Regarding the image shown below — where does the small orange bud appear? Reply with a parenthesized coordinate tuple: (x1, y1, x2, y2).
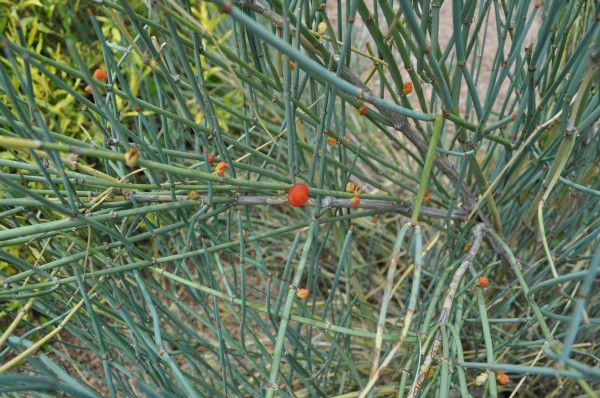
(296, 288, 309, 299)
(327, 137, 337, 147)
(346, 181, 356, 193)
(208, 154, 215, 165)
(92, 68, 108, 82)
(272, 116, 280, 124)
(350, 195, 360, 207)
(288, 183, 310, 207)
(465, 242, 473, 251)
(84, 85, 92, 93)
(422, 189, 432, 204)
(216, 161, 229, 176)
(358, 105, 368, 116)
(496, 371, 509, 385)
(403, 81, 413, 95)
(289, 61, 295, 71)
(124, 147, 139, 167)
(478, 276, 489, 288)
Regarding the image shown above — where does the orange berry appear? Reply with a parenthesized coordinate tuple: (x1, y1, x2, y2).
(350, 195, 360, 207)
(208, 154, 215, 165)
(92, 68, 108, 82)
(289, 61, 295, 71)
(465, 242, 473, 251)
(296, 288, 309, 299)
(422, 189, 432, 204)
(403, 81, 413, 95)
(84, 85, 92, 93)
(358, 105, 368, 116)
(496, 372, 509, 385)
(288, 183, 309, 207)
(216, 161, 229, 176)
(478, 276, 489, 288)
(272, 116, 280, 124)
(327, 137, 337, 147)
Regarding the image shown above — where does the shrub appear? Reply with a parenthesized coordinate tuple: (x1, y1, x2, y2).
(1, 0, 598, 397)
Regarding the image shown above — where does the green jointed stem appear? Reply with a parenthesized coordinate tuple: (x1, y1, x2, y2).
(411, 114, 444, 221)
(265, 222, 315, 396)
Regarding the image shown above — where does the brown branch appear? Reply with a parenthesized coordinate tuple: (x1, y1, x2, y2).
(110, 193, 468, 220)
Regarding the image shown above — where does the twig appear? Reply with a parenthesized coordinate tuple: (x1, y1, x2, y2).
(102, 193, 469, 219)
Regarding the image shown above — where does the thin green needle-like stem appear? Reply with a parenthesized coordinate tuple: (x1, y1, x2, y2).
(411, 114, 444, 221)
(408, 223, 485, 397)
(369, 223, 410, 380)
(360, 223, 420, 397)
(265, 222, 315, 396)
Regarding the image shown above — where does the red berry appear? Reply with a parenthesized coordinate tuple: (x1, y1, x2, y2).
(496, 371, 509, 385)
(208, 154, 215, 165)
(216, 161, 229, 176)
(288, 183, 309, 207)
(92, 68, 108, 82)
(478, 276, 489, 288)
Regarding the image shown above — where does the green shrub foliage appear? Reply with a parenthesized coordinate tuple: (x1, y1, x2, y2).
(0, 0, 598, 396)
